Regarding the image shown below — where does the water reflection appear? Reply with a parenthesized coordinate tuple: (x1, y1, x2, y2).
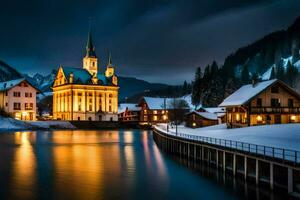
(0, 129, 278, 199)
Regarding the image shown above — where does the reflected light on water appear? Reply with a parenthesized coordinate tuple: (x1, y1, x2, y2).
(11, 132, 36, 199)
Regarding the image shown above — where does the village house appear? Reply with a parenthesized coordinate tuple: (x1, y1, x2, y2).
(118, 103, 141, 122)
(219, 79, 300, 128)
(0, 78, 39, 120)
(138, 97, 190, 125)
(185, 107, 225, 128)
(52, 29, 119, 121)
(185, 111, 218, 128)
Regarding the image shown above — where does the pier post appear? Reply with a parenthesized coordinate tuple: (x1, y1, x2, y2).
(194, 145, 196, 160)
(216, 150, 219, 168)
(233, 154, 236, 176)
(288, 168, 293, 193)
(270, 163, 274, 190)
(223, 151, 226, 172)
(202, 146, 204, 161)
(255, 159, 259, 185)
(244, 156, 247, 180)
(188, 143, 190, 158)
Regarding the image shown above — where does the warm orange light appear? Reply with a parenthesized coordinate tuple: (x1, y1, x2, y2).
(291, 115, 296, 121)
(235, 114, 240, 121)
(256, 115, 262, 122)
(162, 115, 167, 120)
(153, 116, 157, 121)
(192, 122, 196, 127)
(153, 110, 157, 114)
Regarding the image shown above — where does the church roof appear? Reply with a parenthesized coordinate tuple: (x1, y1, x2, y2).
(62, 67, 92, 84)
(60, 66, 115, 86)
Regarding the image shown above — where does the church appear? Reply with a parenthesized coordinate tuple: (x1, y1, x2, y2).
(52, 30, 119, 121)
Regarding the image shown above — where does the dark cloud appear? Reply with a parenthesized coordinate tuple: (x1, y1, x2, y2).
(0, 0, 300, 84)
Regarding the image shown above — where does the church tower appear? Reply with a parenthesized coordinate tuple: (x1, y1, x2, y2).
(105, 52, 115, 77)
(83, 28, 98, 75)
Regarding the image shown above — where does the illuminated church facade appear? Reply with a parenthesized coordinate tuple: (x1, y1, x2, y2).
(52, 30, 119, 121)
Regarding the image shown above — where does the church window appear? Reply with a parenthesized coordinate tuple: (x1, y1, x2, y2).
(109, 106, 112, 112)
(89, 105, 92, 111)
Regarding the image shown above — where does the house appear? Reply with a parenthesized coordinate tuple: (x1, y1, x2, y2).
(201, 107, 226, 123)
(118, 103, 141, 122)
(138, 97, 190, 124)
(219, 79, 300, 128)
(0, 78, 39, 120)
(52, 29, 119, 121)
(185, 111, 218, 128)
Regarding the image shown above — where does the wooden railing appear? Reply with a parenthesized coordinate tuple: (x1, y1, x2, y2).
(250, 107, 300, 114)
(155, 126, 300, 166)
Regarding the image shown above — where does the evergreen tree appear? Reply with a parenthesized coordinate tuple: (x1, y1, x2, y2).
(241, 64, 250, 84)
(292, 39, 300, 64)
(182, 80, 188, 96)
(191, 67, 202, 108)
(224, 78, 239, 98)
(276, 62, 285, 81)
(270, 66, 276, 80)
(286, 61, 298, 87)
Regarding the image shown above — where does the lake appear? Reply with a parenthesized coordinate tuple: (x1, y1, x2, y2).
(0, 130, 289, 199)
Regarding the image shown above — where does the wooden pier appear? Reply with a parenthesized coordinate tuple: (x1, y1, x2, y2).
(153, 127, 300, 196)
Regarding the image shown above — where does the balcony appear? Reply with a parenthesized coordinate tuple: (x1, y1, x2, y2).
(250, 107, 300, 114)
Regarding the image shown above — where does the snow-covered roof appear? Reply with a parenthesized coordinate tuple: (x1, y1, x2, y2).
(118, 103, 141, 114)
(203, 107, 225, 114)
(0, 78, 26, 91)
(219, 79, 277, 107)
(141, 97, 190, 110)
(187, 111, 218, 120)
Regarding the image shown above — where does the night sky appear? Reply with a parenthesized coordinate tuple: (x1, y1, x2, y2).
(1, 0, 300, 84)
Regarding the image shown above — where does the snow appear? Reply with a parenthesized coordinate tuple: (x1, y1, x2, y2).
(219, 79, 277, 107)
(0, 116, 75, 131)
(282, 56, 293, 68)
(155, 123, 300, 162)
(187, 111, 218, 120)
(203, 107, 225, 114)
(181, 94, 201, 110)
(0, 78, 25, 91)
(261, 66, 273, 80)
(143, 97, 190, 110)
(118, 103, 141, 114)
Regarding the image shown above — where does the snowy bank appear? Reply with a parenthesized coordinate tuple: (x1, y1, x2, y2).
(0, 116, 76, 131)
(155, 123, 300, 163)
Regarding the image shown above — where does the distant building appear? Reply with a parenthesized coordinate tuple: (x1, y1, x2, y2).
(200, 107, 226, 123)
(185, 111, 218, 128)
(138, 97, 190, 124)
(52, 29, 119, 121)
(219, 79, 300, 128)
(118, 103, 141, 122)
(0, 78, 39, 120)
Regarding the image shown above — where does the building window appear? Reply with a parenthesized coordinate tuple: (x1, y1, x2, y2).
(288, 99, 294, 108)
(89, 105, 92, 111)
(25, 93, 32, 98)
(78, 93, 82, 96)
(25, 103, 33, 110)
(271, 86, 279, 93)
(13, 103, 21, 110)
(256, 98, 262, 107)
(78, 104, 81, 111)
(109, 99, 112, 104)
(109, 94, 113, 98)
(13, 92, 21, 97)
(109, 106, 112, 112)
(5, 102, 8, 107)
(153, 110, 157, 114)
(153, 115, 158, 121)
(89, 98, 92, 103)
(271, 98, 280, 107)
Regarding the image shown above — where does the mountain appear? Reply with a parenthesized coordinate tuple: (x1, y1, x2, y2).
(192, 16, 300, 107)
(24, 71, 169, 101)
(0, 60, 23, 81)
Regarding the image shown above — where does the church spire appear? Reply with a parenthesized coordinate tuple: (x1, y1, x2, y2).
(107, 52, 112, 67)
(85, 24, 97, 58)
(83, 21, 98, 76)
